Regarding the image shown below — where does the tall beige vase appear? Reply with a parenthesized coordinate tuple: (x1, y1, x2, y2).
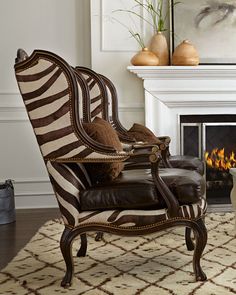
(149, 31, 169, 66)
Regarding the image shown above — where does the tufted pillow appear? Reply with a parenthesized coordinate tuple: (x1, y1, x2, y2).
(83, 117, 124, 184)
(127, 123, 158, 143)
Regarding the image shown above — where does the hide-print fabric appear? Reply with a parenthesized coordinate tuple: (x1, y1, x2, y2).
(75, 69, 107, 120)
(15, 57, 126, 162)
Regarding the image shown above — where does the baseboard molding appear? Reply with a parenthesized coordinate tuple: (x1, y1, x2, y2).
(15, 194, 58, 209)
(207, 203, 233, 212)
(11, 177, 57, 209)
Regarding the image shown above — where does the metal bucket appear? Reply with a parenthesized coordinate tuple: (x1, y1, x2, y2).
(0, 180, 15, 224)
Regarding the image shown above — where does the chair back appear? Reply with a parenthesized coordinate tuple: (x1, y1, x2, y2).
(75, 67, 109, 122)
(75, 67, 135, 142)
(15, 49, 89, 160)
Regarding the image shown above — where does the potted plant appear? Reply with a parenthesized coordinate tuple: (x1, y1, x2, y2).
(111, 16, 159, 66)
(115, 0, 180, 65)
(129, 30, 159, 66)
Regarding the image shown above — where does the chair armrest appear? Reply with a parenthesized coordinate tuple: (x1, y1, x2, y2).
(131, 139, 172, 168)
(49, 151, 130, 163)
(150, 158, 180, 218)
(50, 145, 161, 164)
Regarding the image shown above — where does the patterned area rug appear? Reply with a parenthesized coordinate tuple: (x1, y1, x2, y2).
(0, 213, 235, 295)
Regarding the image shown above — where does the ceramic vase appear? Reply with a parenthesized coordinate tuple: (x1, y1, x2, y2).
(130, 47, 159, 66)
(230, 168, 236, 232)
(172, 40, 199, 66)
(149, 31, 169, 66)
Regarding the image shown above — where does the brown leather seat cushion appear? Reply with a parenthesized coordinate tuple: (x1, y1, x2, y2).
(167, 155, 204, 175)
(80, 168, 205, 211)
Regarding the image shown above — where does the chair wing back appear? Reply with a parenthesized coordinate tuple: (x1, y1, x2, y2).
(99, 74, 129, 135)
(15, 50, 92, 161)
(75, 67, 109, 122)
(75, 67, 134, 142)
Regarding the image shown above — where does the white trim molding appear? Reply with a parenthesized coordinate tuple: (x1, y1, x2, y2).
(127, 65, 236, 80)
(128, 65, 236, 155)
(0, 91, 28, 122)
(119, 103, 144, 112)
(0, 106, 28, 122)
(9, 177, 57, 209)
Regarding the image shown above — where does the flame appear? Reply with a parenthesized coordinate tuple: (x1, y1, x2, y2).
(205, 148, 236, 171)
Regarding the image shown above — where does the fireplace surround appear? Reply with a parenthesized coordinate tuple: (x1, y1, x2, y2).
(128, 65, 236, 210)
(180, 114, 236, 205)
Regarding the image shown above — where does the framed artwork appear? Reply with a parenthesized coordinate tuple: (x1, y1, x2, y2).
(171, 0, 236, 64)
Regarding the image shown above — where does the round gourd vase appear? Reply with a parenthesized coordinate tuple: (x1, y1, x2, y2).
(149, 31, 169, 66)
(172, 40, 199, 66)
(130, 48, 159, 66)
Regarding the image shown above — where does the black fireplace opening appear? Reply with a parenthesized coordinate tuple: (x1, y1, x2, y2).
(181, 115, 236, 205)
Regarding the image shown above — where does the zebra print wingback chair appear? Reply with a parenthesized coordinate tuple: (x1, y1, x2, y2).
(15, 49, 207, 287)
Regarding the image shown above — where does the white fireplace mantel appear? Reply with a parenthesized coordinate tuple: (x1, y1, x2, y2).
(128, 65, 236, 155)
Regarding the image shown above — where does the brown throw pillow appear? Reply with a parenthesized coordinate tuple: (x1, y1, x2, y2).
(83, 117, 124, 184)
(127, 123, 158, 143)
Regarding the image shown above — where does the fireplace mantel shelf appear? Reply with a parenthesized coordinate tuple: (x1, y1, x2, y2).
(127, 65, 236, 79)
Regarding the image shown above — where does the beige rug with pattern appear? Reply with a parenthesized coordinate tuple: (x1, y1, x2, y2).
(0, 213, 235, 295)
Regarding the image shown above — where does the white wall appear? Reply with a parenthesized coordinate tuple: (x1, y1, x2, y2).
(90, 0, 146, 129)
(0, 0, 91, 208)
(90, 0, 170, 129)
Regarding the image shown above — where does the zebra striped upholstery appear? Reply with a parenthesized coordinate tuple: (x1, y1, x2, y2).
(14, 50, 129, 227)
(74, 67, 109, 122)
(15, 49, 207, 287)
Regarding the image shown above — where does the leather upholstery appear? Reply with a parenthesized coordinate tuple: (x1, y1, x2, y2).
(80, 168, 205, 211)
(168, 155, 204, 175)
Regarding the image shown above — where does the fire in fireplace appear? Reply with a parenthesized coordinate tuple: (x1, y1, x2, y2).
(205, 148, 236, 203)
(205, 148, 236, 171)
(180, 115, 236, 205)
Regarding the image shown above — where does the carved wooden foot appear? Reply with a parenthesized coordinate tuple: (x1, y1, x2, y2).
(185, 228, 194, 251)
(192, 218, 207, 281)
(60, 227, 74, 288)
(77, 234, 87, 257)
(95, 232, 103, 241)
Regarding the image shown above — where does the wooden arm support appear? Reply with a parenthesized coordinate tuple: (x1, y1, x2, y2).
(149, 152, 180, 218)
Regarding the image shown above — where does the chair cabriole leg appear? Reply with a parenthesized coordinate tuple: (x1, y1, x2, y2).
(185, 228, 194, 251)
(192, 218, 207, 281)
(77, 233, 87, 257)
(60, 227, 75, 288)
(95, 232, 104, 241)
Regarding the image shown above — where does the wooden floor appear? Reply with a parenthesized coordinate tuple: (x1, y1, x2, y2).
(0, 208, 60, 270)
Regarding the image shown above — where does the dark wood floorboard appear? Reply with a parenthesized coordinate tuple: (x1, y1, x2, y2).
(0, 208, 60, 270)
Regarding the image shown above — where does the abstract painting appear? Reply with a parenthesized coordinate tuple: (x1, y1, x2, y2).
(171, 0, 236, 64)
